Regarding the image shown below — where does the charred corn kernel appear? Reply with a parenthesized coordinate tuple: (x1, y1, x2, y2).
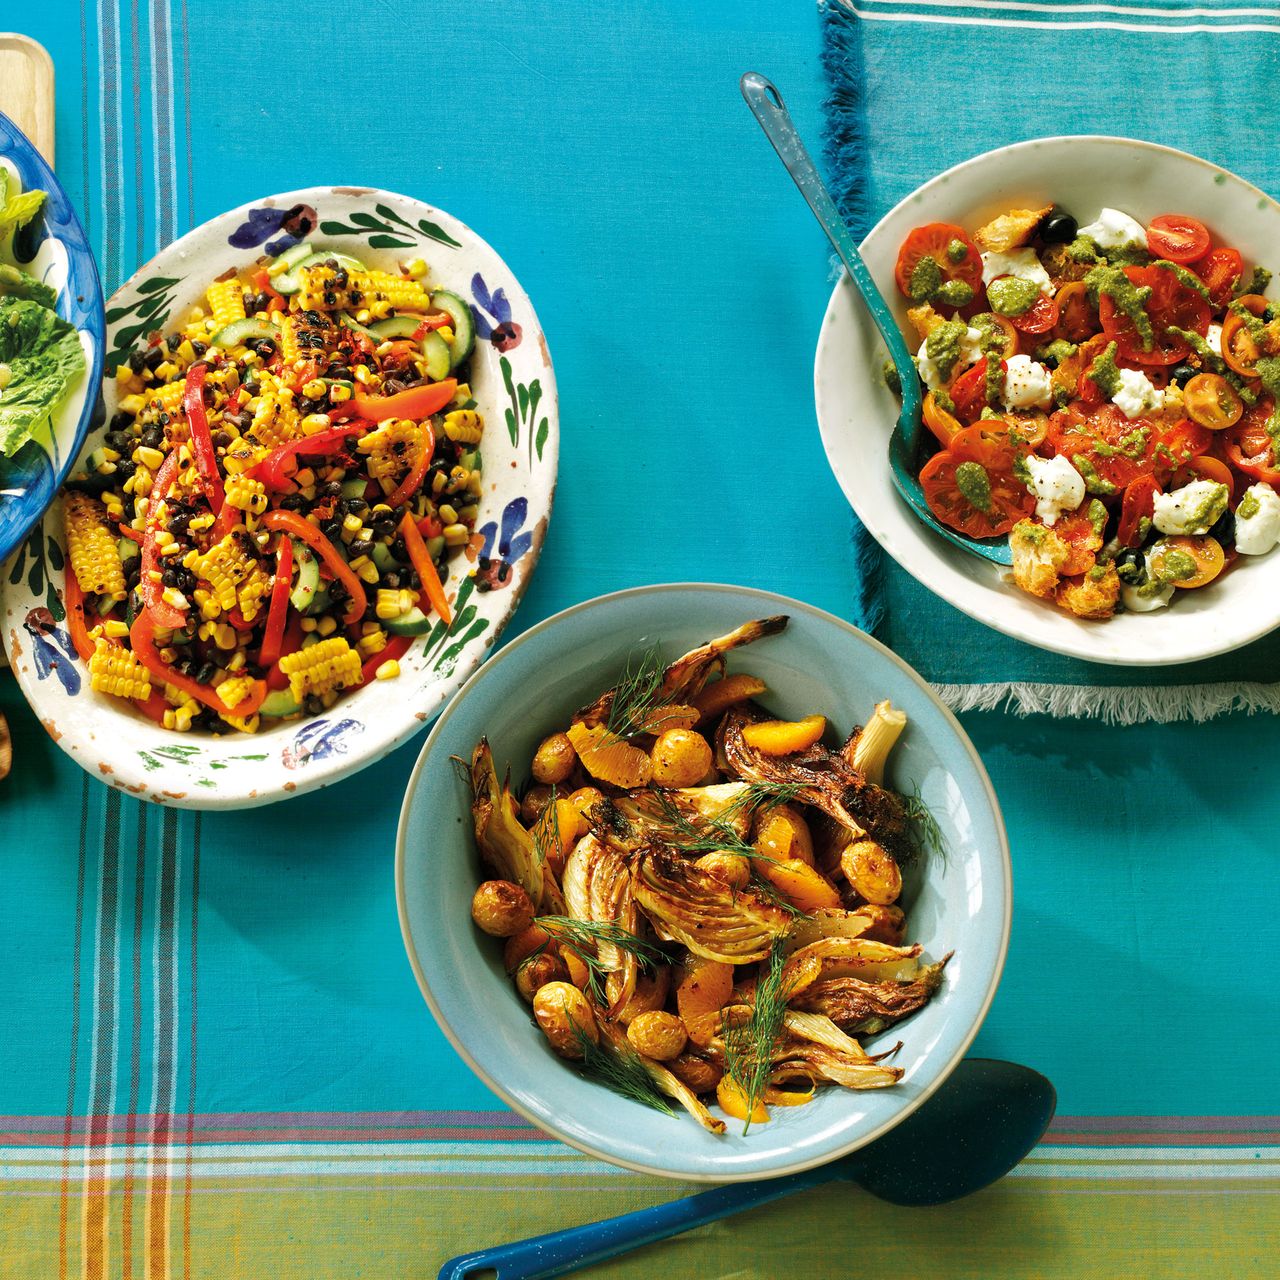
(206, 278, 247, 331)
(375, 340, 395, 358)
(227, 651, 247, 672)
(118, 393, 146, 415)
(438, 503, 458, 525)
(431, 470, 447, 494)
(198, 597, 221, 621)
(224, 473, 268, 515)
(158, 646, 179, 663)
(88, 640, 152, 701)
(104, 497, 125, 520)
(321, 690, 340, 709)
(437, 325, 455, 344)
(357, 629, 388, 660)
(404, 258, 428, 279)
(376, 588, 408, 620)
(316, 614, 338, 637)
(459, 504, 479, 522)
(161, 587, 188, 610)
(442, 523, 469, 547)
(355, 559, 379, 585)
(63, 492, 127, 600)
(300, 616, 318, 632)
(134, 444, 165, 470)
(277, 636, 362, 701)
(342, 512, 362, 534)
(191, 533, 268, 614)
(355, 308, 372, 325)
(222, 713, 260, 733)
(215, 674, 256, 710)
(353, 363, 373, 386)
(328, 381, 352, 404)
(154, 361, 177, 383)
(213, 623, 237, 650)
(447, 466, 469, 492)
(374, 658, 401, 681)
(442, 409, 483, 444)
(102, 620, 129, 640)
(300, 413, 331, 435)
(301, 378, 326, 399)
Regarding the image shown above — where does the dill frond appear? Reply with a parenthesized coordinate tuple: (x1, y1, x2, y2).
(649, 783, 803, 860)
(902, 781, 946, 864)
(605, 644, 667, 740)
(721, 938, 790, 1134)
(535, 915, 670, 1004)
(571, 1024, 675, 1114)
(530, 784, 560, 868)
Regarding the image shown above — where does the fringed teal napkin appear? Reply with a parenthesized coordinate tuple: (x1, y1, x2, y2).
(821, 0, 1280, 723)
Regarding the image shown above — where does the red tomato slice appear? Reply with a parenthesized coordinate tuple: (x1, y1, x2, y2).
(1146, 214, 1211, 265)
(950, 357, 1006, 423)
(1159, 419, 1213, 478)
(1117, 475, 1161, 546)
(950, 422, 1023, 471)
(1008, 291, 1060, 336)
(894, 223, 983, 302)
(1052, 511, 1104, 575)
(919, 449, 1033, 539)
(1046, 403, 1162, 490)
(1194, 247, 1244, 308)
(1099, 265, 1210, 366)
(1225, 399, 1280, 485)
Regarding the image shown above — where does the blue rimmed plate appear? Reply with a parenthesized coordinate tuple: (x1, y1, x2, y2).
(0, 110, 104, 568)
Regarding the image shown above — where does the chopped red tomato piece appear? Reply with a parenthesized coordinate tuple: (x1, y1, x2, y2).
(1145, 214, 1211, 265)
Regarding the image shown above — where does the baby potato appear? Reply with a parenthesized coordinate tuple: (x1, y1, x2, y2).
(516, 950, 569, 1002)
(520, 783, 554, 827)
(695, 851, 751, 889)
(840, 839, 903, 906)
(568, 786, 605, 831)
(532, 732, 577, 785)
(504, 924, 551, 972)
(471, 880, 535, 937)
(650, 728, 712, 788)
(533, 981, 599, 1058)
(626, 1010, 688, 1062)
(666, 1051, 723, 1094)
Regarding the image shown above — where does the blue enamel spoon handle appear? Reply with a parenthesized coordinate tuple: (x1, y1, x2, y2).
(437, 1163, 837, 1280)
(739, 72, 921, 442)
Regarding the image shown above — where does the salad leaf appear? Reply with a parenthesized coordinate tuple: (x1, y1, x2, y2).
(0, 263, 56, 310)
(0, 297, 86, 457)
(0, 169, 46, 262)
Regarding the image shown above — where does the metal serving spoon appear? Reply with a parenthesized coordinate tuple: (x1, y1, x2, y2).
(438, 1058, 1056, 1279)
(739, 72, 1012, 567)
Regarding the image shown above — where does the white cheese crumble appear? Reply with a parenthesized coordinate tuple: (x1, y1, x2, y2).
(1024, 454, 1085, 527)
(914, 328, 984, 391)
(1120, 552, 1175, 613)
(1111, 367, 1164, 420)
(1001, 354, 1053, 410)
(1077, 207, 1148, 252)
(980, 247, 1053, 294)
(1152, 480, 1230, 536)
(1233, 483, 1280, 555)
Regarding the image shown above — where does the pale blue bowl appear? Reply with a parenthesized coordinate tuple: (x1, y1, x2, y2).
(396, 584, 1011, 1181)
(0, 111, 105, 565)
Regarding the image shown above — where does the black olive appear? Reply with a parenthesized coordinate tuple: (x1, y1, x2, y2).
(1041, 210, 1078, 244)
(1114, 547, 1147, 584)
(1209, 510, 1236, 545)
(1170, 364, 1196, 387)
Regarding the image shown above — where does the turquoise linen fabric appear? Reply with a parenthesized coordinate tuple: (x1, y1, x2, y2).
(822, 0, 1280, 697)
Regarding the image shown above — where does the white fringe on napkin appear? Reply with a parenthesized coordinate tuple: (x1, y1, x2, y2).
(933, 681, 1280, 725)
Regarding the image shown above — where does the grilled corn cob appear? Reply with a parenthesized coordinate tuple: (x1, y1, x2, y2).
(356, 417, 422, 480)
(190, 533, 269, 616)
(88, 640, 152, 701)
(279, 309, 335, 368)
(214, 674, 257, 710)
(63, 492, 127, 600)
(277, 636, 363, 702)
(224, 473, 268, 515)
(441, 409, 483, 444)
(296, 266, 431, 316)
(206, 278, 247, 332)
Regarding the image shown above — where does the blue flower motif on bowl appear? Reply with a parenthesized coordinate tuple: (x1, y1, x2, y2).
(281, 717, 365, 770)
(471, 272, 522, 352)
(475, 497, 533, 593)
(227, 202, 318, 254)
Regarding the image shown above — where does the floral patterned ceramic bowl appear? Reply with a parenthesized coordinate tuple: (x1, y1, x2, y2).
(0, 187, 556, 808)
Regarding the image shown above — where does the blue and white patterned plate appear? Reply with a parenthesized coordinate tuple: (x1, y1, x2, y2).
(0, 110, 105, 567)
(1, 187, 556, 808)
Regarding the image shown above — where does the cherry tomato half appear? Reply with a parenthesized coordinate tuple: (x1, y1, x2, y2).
(1220, 294, 1269, 378)
(1117, 475, 1160, 547)
(951, 422, 1023, 471)
(1053, 511, 1104, 575)
(1146, 215, 1211, 265)
(1224, 399, 1280, 485)
(1174, 453, 1236, 500)
(1099, 265, 1210, 366)
(1150, 535, 1224, 588)
(1183, 373, 1244, 430)
(1195, 247, 1244, 308)
(894, 223, 983, 303)
(922, 391, 963, 448)
(919, 449, 1033, 539)
(1053, 281, 1097, 344)
(1009, 291, 1060, 336)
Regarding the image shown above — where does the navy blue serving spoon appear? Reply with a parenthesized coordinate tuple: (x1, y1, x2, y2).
(739, 72, 1012, 567)
(438, 1058, 1056, 1279)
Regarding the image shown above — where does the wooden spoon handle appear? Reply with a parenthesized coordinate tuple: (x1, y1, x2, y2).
(0, 33, 54, 163)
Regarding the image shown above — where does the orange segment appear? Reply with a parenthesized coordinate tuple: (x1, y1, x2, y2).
(566, 722, 653, 788)
(716, 1077, 770, 1125)
(691, 673, 768, 724)
(632, 703, 699, 735)
(756, 857, 843, 913)
(676, 957, 735, 1047)
(741, 714, 826, 755)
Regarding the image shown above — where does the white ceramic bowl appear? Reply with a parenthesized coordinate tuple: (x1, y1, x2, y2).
(815, 136, 1280, 665)
(1, 188, 556, 807)
(397, 584, 1011, 1182)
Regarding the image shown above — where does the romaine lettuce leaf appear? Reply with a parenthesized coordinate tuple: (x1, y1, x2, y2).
(0, 263, 56, 309)
(0, 297, 86, 457)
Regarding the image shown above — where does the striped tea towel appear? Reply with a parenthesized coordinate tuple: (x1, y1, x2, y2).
(821, 0, 1280, 723)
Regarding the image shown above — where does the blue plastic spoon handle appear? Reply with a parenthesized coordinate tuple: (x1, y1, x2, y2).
(738, 72, 921, 441)
(437, 1163, 838, 1280)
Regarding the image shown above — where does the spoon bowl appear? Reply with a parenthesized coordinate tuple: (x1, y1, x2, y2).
(739, 72, 1011, 567)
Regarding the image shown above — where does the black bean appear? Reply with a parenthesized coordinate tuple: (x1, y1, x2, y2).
(244, 662, 266, 679)
(303, 695, 324, 715)
(141, 426, 164, 449)
(145, 347, 166, 372)
(212, 430, 233, 449)
(328, 581, 348, 604)
(110, 409, 134, 431)
(349, 539, 374, 558)
(195, 662, 217, 685)
(1209, 510, 1236, 545)
(251, 340, 276, 360)
(322, 480, 343, 497)
(162, 568, 180, 588)
(116, 460, 137, 483)
(243, 378, 262, 396)
(191, 339, 208, 357)
(280, 493, 307, 512)
(127, 352, 147, 374)
(1041, 210, 1078, 244)
(345, 497, 367, 513)
(382, 571, 401, 589)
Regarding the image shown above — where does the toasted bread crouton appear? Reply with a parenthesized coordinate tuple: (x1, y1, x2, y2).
(1039, 242, 1093, 285)
(1057, 565, 1121, 619)
(975, 205, 1053, 253)
(906, 302, 946, 343)
(1010, 519, 1069, 600)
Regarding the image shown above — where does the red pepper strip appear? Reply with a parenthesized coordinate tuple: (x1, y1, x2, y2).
(63, 564, 97, 662)
(209, 502, 240, 542)
(257, 535, 294, 668)
(360, 633, 412, 684)
(384, 421, 436, 508)
(399, 511, 452, 625)
(136, 690, 170, 725)
(259, 509, 367, 625)
(410, 313, 450, 342)
(266, 615, 305, 689)
(225, 606, 258, 633)
(251, 268, 286, 313)
(353, 379, 456, 423)
(256, 421, 370, 492)
(183, 362, 226, 514)
(117, 524, 143, 544)
(129, 612, 267, 718)
(416, 513, 443, 538)
(142, 451, 187, 630)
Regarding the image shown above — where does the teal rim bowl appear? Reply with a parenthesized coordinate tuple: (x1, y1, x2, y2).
(395, 583, 1012, 1182)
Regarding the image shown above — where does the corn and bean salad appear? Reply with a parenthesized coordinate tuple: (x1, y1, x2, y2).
(60, 245, 484, 733)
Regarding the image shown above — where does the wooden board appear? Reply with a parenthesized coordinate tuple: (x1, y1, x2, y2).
(0, 33, 54, 163)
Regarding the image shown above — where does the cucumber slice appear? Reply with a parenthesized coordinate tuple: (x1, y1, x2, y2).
(117, 535, 139, 563)
(212, 316, 276, 349)
(289, 538, 319, 612)
(430, 289, 475, 369)
(306, 585, 332, 616)
(370, 542, 399, 574)
(340, 477, 368, 500)
(421, 331, 451, 381)
(274, 250, 367, 295)
(383, 606, 435, 636)
(339, 311, 381, 342)
(268, 242, 313, 275)
(367, 315, 422, 340)
(260, 689, 301, 719)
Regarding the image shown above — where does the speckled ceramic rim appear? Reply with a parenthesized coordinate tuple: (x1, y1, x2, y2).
(815, 134, 1280, 666)
(394, 582, 1013, 1183)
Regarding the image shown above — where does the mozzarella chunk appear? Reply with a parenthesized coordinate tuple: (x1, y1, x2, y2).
(1077, 207, 1148, 251)
(980, 247, 1053, 294)
(1206, 323, 1223, 356)
(1233, 482, 1280, 555)
(1024, 454, 1085, 527)
(1002, 354, 1053, 410)
(1111, 367, 1164, 420)
(1151, 480, 1229, 536)
(914, 328, 984, 391)
(1121, 562, 1175, 613)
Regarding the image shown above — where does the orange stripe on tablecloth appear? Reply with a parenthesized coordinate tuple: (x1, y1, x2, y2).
(121, 805, 149, 1280)
(182, 814, 202, 1280)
